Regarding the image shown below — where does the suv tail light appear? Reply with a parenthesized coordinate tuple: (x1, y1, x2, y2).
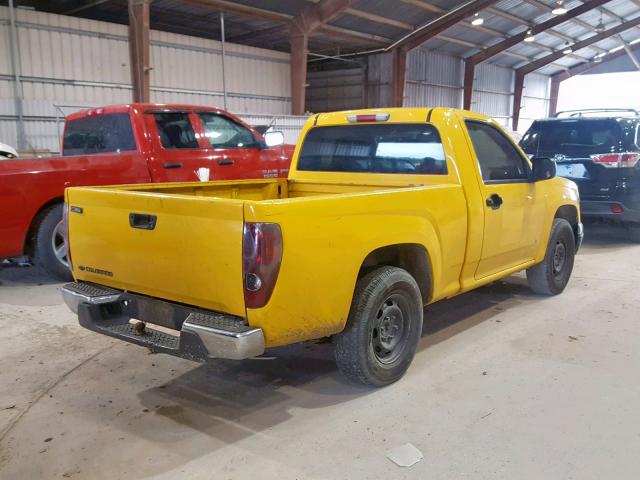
(591, 152, 640, 168)
(242, 223, 282, 309)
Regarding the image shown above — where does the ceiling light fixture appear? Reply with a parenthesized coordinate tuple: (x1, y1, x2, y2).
(595, 14, 605, 33)
(562, 42, 573, 54)
(524, 29, 535, 42)
(471, 13, 484, 26)
(552, 1, 568, 15)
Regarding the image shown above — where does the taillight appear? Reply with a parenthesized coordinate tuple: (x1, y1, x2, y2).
(591, 152, 640, 168)
(347, 113, 390, 123)
(242, 223, 283, 309)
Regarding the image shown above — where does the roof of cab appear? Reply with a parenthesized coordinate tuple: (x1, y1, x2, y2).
(65, 103, 228, 122)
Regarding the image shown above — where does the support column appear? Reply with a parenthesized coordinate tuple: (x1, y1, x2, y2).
(8, 0, 26, 151)
(391, 47, 407, 107)
(549, 76, 561, 117)
(128, 0, 152, 103)
(512, 72, 525, 131)
(463, 60, 475, 111)
(289, 33, 308, 115)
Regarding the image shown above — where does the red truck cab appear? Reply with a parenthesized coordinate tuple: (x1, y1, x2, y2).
(0, 103, 294, 279)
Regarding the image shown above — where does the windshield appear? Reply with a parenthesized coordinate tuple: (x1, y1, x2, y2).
(521, 119, 624, 158)
(297, 124, 447, 175)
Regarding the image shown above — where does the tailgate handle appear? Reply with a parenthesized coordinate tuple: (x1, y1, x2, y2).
(129, 213, 157, 230)
(163, 162, 182, 169)
(218, 159, 234, 166)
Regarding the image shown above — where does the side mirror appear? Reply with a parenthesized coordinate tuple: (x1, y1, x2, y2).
(263, 130, 285, 148)
(532, 157, 556, 181)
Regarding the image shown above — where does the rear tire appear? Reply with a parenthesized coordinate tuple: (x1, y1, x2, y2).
(333, 266, 423, 387)
(33, 204, 72, 281)
(527, 218, 575, 296)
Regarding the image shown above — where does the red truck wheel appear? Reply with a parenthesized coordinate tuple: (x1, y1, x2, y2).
(334, 266, 423, 387)
(33, 204, 73, 281)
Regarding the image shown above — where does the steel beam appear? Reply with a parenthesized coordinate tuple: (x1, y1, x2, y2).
(549, 42, 640, 116)
(390, 0, 499, 106)
(513, 16, 640, 130)
(512, 71, 525, 131)
(8, 0, 26, 150)
(128, 0, 152, 103)
(618, 36, 640, 71)
(519, 17, 640, 77)
(289, 0, 354, 114)
(463, 0, 612, 110)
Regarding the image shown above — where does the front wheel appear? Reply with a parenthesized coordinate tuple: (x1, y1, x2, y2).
(527, 218, 575, 295)
(333, 266, 423, 387)
(33, 204, 73, 281)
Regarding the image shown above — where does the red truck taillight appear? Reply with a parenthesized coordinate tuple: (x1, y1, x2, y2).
(591, 152, 640, 168)
(242, 223, 283, 309)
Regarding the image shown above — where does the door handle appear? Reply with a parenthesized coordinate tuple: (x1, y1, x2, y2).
(486, 193, 503, 210)
(218, 159, 234, 166)
(129, 213, 157, 230)
(163, 162, 182, 169)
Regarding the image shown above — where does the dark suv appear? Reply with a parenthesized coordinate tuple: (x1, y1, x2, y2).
(520, 109, 640, 240)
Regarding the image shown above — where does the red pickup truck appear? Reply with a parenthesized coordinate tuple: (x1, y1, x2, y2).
(0, 103, 294, 279)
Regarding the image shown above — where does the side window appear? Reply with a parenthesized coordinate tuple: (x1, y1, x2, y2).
(154, 113, 199, 149)
(62, 113, 136, 156)
(465, 121, 530, 182)
(197, 113, 257, 148)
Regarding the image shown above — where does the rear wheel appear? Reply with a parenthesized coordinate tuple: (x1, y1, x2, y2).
(333, 266, 423, 387)
(33, 204, 72, 281)
(527, 218, 575, 295)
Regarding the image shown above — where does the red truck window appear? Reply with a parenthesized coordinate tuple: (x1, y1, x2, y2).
(154, 112, 199, 149)
(197, 112, 257, 149)
(62, 113, 136, 156)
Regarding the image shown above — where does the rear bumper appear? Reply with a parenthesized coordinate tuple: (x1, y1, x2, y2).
(62, 282, 264, 361)
(581, 200, 640, 224)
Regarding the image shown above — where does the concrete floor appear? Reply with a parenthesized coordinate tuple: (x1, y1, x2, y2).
(1, 224, 639, 480)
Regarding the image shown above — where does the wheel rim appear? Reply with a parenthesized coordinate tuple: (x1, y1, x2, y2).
(371, 294, 411, 365)
(52, 220, 70, 268)
(552, 241, 566, 276)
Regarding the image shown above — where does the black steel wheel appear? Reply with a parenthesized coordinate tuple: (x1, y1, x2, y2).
(334, 266, 423, 387)
(527, 218, 575, 295)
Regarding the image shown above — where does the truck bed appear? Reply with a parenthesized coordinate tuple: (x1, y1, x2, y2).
(65, 179, 429, 318)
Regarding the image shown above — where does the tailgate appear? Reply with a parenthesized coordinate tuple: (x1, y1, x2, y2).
(66, 187, 246, 317)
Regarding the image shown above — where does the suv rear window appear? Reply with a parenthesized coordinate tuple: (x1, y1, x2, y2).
(297, 124, 447, 175)
(62, 113, 136, 156)
(521, 119, 623, 158)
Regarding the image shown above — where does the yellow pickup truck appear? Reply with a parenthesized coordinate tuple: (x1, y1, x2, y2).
(61, 108, 582, 386)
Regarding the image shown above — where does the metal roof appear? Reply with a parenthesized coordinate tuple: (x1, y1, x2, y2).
(7, 0, 640, 75)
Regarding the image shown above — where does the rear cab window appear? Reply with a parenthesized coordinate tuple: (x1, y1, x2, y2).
(63, 113, 136, 156)
(297, 124, 447, 175)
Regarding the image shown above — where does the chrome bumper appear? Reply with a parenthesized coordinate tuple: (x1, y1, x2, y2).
(62, 282, 264, 361)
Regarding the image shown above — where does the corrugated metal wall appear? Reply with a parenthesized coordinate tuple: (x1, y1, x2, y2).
(307, 67, 365, 113)
(405, 48, 462, 109)
(0, 5, 295, 154)
(305, 48, 550, 132)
